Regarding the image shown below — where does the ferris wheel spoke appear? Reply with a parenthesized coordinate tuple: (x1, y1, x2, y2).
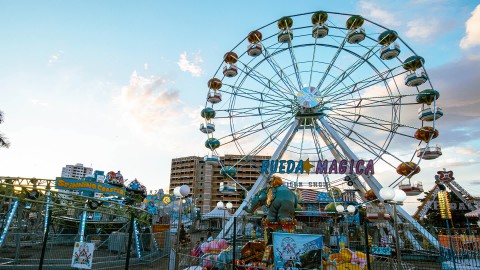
(259, 42, 299, 93)
(215, 105, 291, 115)
(331, 110, 408, 135)
(228, 84, 291, 104)
(234, 62, 294, 100)
(322, 65, 405, 100)
(333, 102, 418, 109)
(287, 40, 304, 90)
(219, 111, 292, 144)
(322, 117, 401, 168)
(311, 122, 333, 186)
(231, 116, 297, 167)
(223, 83, 292, 104)
(219, 89, 289, 108)
(320, 43, 381, 97)
(308, 37, 319, 88)
(313, 39, 348, 93)
(328, 95, 404, 110)
(331, 108, 417, 131)
(216, 111, 290, 119)
(326, 113, 413, 139)
(327, 93, 416, 107)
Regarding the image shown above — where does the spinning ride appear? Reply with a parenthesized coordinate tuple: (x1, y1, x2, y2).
(200, 11, 442, 249)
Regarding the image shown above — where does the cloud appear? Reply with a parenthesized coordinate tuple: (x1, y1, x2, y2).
(30, 99, 49, 107)
(48, 51, 63, 65)
(177, 51, 203, 77)
(470, 180, 480, 186)
(426, 57, 480, 146)
(358, 0, 399, 27)
(460, 4, 480, 49)
(409, 0, 446, 3)
(114, 71, 180, 128)
(405, 19, 442, 41)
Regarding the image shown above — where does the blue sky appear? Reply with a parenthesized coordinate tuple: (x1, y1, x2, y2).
(1, 0, 480, 213)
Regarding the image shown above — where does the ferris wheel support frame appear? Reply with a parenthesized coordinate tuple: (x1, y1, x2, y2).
(315, 124, 367, 194)
(315, 122, 421, 249)
(217, 119, 299, 239)
(319, 117, 439, 250)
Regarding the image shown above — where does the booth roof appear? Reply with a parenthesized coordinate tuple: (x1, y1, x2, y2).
(202, 206, 233, 219)
(465, 208, 480, 218)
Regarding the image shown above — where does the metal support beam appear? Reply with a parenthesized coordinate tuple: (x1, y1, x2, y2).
(319, 117, 439, 250)
(218, 119, 299, 239)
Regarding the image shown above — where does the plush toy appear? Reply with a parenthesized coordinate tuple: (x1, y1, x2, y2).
(199, 242, 233, 270)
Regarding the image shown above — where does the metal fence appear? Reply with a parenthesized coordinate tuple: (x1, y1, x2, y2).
(1, 212, 479, 269)
(0, 230, 171, 269)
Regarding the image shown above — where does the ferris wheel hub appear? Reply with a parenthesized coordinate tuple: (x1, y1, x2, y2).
(296, 86, 323, 109)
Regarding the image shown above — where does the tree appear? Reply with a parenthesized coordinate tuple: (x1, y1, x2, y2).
(0, 110, 10, 148)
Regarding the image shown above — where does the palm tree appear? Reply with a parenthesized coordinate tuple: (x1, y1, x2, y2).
(0, 110, 10, 148)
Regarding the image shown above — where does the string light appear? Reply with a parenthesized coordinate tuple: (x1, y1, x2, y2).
(134, 219, 142, 258)
(44, 189, 51, 234)
(150, 225, 159, 252)
(0, 200, 19, 246)
(79, 203, 87, 242)
(438, 191, 452, 219)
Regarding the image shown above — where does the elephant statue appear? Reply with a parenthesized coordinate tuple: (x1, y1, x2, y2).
(243, 187, 268, 214)
(243, 176, 298, 222)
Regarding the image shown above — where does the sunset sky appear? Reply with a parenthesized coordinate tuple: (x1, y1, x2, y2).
(1, 0, 480, 213)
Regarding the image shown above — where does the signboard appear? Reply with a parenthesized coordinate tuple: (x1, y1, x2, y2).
(261, 159, 374, 175)
(71, 242, 95, 269)
(284, 181, 330, 188)
(437, 170, 454, 182)
(432, 201, 479, 211)
(56, 177, 126, 197)
(273, 232, 323, 270)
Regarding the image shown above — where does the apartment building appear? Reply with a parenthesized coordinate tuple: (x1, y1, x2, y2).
(169, 154, 270, 214)
(61, 163, 93, 179)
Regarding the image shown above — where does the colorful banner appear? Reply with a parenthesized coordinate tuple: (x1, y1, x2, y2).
(56, 177, 126, 197)
(71, 242, 95, 269)
(273, 232, 323, 270)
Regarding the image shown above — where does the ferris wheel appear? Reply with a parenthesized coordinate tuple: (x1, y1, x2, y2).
(200, 11, 442, 248)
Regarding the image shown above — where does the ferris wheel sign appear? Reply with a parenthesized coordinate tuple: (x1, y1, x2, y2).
(260, 159, 374, 175)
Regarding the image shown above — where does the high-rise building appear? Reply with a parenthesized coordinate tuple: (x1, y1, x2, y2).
(59, 163, 94, 201)
(169, 154, 270, 214)
(61, 163, 93, 179)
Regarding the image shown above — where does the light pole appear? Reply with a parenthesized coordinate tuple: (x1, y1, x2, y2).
(379, 187, 407, 270)
(336, 204, 356, 248)
(173, 185, 190, 270)
(217, 201, 232, 232)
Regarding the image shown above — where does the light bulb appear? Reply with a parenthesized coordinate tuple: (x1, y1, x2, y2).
(393, 189, 407, 202)
(379, 187, 395, 201)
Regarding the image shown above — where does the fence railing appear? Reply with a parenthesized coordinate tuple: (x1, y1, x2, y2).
(1, 212, 479, 269)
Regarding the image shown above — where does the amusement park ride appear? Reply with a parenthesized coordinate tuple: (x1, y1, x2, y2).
(0, 172, 155, 254)
(200, 10, 447, 261)
(414, 169, 480, 221)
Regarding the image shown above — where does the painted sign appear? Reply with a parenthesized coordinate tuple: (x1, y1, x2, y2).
(56, 177, 126, 197)
(71, 242, 95, 269)
(437, 170, 454, 182)
(432, 201, 480, 211)
(371, 246, 392, 256)
(261, 159, 374, 175)
(273, 232, 323, 270)
(284, 181, 330, 188)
